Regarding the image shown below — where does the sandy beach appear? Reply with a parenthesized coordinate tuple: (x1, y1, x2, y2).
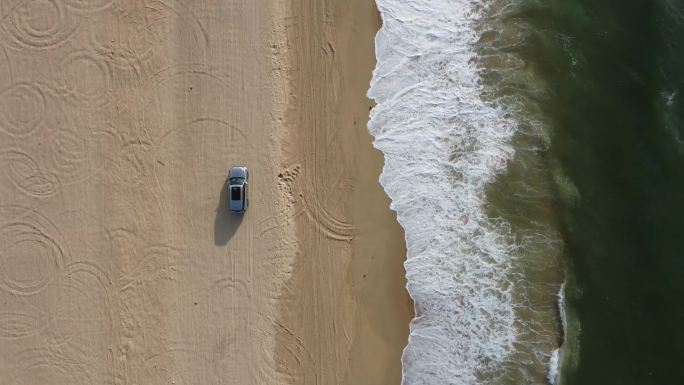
(276, 0, 413, 384)
(0, 1, 411, 384)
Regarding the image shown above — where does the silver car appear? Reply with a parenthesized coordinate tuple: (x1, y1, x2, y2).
(228, 166, 248, 213)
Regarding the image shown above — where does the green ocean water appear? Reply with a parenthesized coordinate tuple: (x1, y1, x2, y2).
(480, 0, 684, 383)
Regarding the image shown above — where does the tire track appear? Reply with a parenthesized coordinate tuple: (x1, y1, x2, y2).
(53, 49, 113, 108)
(0, 311, 48, 340)
(42, 261, 114, 368)
(46, 126, 109, 187)
(64, 0, 116, 14)
(0, 205, 68, 296)
(146, 64, 256, 237)
(117, 245, 186, 292)
(110, 141, 155, 188)
(0, 2, 292, 385)
(1, 150, 59, 198)
(0, 82, 47, 137)
(131, 343, 220, 385)
(3, 348, 83, 385)
(88, 2, 170, 79)
(0, 0, 79, 50)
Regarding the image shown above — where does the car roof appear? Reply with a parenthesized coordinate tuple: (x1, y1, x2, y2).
(229, 166, 247, 178)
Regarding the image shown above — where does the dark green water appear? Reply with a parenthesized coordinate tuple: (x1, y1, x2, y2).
(503, 0, 684, 383)
(478, 0, 684, 383)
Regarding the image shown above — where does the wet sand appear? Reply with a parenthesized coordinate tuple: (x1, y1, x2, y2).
(276, 0, 413, 384)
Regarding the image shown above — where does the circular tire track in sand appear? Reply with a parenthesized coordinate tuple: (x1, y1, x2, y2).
(43, 261, 114, 369)
(56, 50, 112, 107)
(299, 110, 358, 240)
(64, 0, 115, 14)
(0, 0, 78, 50)
(88, 11, 159, 76)
(0, 311, 49, 339)
(0, 263, 115, 385)
(0, 83, 47, 137)
(156, 118, 254, 162)
(5, 348, 82, 385)
(1, 151, 59, 198)
(154, 118, 255, 237)
(0, 206, 68, 296)
(301, 167, 357, 241)
(88, 2, 207, 78)
(0, 46, 12, 90)
(140, 66, 232, 140)
(133, 344, 220, 385)
(47, 126, 108, 186)
(146, 66, 254, 235)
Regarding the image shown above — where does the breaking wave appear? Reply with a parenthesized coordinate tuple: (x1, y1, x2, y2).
(368, 0, 519, 383)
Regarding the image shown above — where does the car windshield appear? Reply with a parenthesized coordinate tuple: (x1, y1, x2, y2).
(231, 186, 241, 201)
(229, 177, 244, 185)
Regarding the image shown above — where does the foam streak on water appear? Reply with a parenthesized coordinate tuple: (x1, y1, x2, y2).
(368, 0, 520, 383)
(548, 283, 565, 385)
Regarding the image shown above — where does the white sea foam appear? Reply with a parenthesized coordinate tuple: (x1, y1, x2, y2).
(368, 0, 521, 383)
(548, 283, 566, 385)
(547, 348, 560, 385)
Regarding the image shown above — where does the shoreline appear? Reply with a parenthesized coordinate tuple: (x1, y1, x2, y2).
(274, 0, 413, 383)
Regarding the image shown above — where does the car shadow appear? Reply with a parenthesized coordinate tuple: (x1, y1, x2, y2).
(214, 178, 243, 246)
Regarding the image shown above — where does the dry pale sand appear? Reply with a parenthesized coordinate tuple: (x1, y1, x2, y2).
(0, 1, 411, 385)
